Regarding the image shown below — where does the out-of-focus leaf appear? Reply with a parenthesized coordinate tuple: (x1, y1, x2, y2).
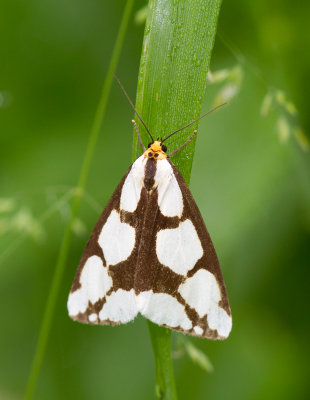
(71, 217, 87, 237)
(135, 5, 148, 25)
(0, 198, 16, 214)
(213, 82, 239, 105)
(184, 340, 214, 373)
(212, 65, 243, 106)
(208, 68, 231, 84)
(275, 90, 298, 116)
(261, 92, 273, 116)
(294, 128, 310, 152)
(173, 336, 214, 373)
(10, 208, 45, 242)
(276, 116, 290, 143)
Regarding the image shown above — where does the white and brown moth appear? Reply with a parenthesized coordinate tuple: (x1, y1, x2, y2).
(68, 85, 232, 340)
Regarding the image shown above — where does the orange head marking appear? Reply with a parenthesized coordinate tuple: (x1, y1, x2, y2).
(144, 140, 167, 160)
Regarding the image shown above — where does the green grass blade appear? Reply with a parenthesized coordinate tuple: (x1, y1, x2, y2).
(133, 0, 222, 183)
(24, 1, 135, 398)
(134, 0, 222, 398)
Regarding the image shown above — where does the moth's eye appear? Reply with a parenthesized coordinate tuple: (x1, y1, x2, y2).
(148, 143, 152, 148)
(154, 153, 159, 158)
(161, 144, 167, 152)
(148, 152, 153, 157)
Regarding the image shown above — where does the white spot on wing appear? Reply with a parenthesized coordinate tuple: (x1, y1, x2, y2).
(179, 269, 232, 338)
(120, 156, 145, 212)
(194, 326, 203, 335)
(137, 291, 192, 331)
(67, 255, 112, 316)
(98, 210, 135, 266)
(179, 269, 219, 317)
(99, 289, 138, 323)
(88, 313, 97, 322)
(208, 306, 232, 338)
(156, 219, 203, 275)
(155, 159, 183, 217)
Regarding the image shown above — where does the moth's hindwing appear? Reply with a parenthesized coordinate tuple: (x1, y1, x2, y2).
(68, 155, 232, 339)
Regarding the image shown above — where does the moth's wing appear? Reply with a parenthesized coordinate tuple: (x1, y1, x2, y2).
(68, 156, 145, 325)
(136, 159, 232, 339)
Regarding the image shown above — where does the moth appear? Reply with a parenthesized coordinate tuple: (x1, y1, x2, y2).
(68, 81, 232, 339)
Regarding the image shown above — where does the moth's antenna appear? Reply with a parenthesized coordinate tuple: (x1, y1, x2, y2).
(113, 74, 154, 142)
(161, 103, 226, 143)
(131, 119, 146, 152)
(168, 130, 197, 157)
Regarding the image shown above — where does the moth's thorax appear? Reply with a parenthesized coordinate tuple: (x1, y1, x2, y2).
(143, 141, 167, 160)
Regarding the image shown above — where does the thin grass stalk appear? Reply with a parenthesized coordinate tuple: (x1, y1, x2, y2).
(24, 1, 135, 398)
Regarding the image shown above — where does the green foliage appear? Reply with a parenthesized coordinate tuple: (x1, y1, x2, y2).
(133, 0, 222, 184)
(261, 89, 309, 151)
(173, 336, 214, 373)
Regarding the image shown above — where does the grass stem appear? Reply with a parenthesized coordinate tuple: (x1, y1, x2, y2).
(24, 1, 135, 398)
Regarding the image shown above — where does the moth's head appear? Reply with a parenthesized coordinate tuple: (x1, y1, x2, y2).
(144, 140, 167, 160)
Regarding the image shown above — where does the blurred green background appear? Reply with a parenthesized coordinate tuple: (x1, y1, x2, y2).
(1, 0, 310, 399)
